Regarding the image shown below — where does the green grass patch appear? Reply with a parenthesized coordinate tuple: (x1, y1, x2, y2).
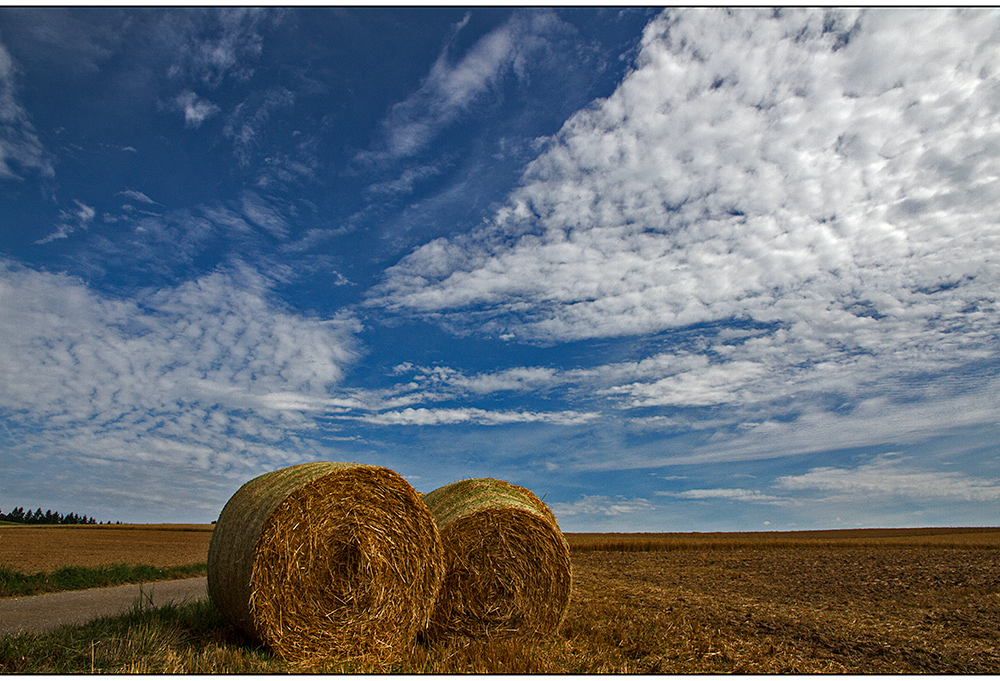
(0, 563, 207, 598)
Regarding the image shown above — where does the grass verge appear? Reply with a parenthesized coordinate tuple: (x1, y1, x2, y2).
(0, 563, 207, 598)
(0, 597, 556, 674)
(0, 598, 278, 674)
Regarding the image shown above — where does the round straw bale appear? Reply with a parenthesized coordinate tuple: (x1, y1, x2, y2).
(421, 477, 572, 639)
(207, 461, 444, 662)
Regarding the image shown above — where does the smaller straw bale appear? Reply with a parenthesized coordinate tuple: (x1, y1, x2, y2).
(422, 477, 572, 639)
(207, 462, 444, 662)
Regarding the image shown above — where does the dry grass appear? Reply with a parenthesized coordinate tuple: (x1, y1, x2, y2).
(207, 462, 443, 663)
(422, 478, 571, 640)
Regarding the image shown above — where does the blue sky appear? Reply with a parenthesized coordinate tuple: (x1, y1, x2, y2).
(2, 8, 999, 530)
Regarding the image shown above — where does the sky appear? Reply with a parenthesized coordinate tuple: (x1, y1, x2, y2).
(1, 7, 999, 531)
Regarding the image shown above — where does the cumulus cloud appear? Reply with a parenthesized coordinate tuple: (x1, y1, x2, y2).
(0, 260, 358, 475)
(374, 8, 999, 340)
(367, 8, 1000, 454)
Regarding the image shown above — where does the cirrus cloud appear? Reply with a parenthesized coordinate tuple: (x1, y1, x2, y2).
(0, 40, 53, 180)
(363, 10, 569, 165)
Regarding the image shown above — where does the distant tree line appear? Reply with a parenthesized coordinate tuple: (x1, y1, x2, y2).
(0, 506, 113, 525)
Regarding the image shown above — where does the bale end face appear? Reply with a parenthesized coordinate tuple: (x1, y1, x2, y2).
(423, 478, 572, 640)
(208, 462, 444, 662)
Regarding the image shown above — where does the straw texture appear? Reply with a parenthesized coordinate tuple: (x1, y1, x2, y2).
(421, 478, 572, 639)
(207, 462, 444, 662)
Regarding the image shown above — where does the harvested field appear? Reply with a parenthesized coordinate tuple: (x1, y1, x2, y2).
(562, 541, 1000, 673)
(566, 527, 1000, 552)
(0, 525, 213, 573)
(1, 525, 998, 673)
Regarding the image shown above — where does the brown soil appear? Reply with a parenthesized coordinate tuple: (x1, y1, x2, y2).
(563, 544, 1000, 673)
(0, 525, 213, 572)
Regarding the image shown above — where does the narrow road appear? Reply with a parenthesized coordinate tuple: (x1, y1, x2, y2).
(0, 577, 208, 636)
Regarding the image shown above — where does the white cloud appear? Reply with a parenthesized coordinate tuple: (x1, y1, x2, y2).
(374, 8, 999, 343)
(606, 359, 767, 408)
(0, 260, 358, 473)
(366, 8, 1000, 452)
(223, 87, 294, 166)
(657, 488, 790, 505)
(239, 190, 289, 238)
(35, 200, 96, 244)
(165, 8, 268, 87)
(0, 40, 53, 180)
(549, 494, 656, 517)
(397, 363, 561, 395)
(777, 453, 1000, 503)
(174, 90, 220, 128)
(663, 383, 1000, 469)
(118, 189, 157, 205)
(365, 164, 445, 197)
(363, 10, 565, 164)
(86, 196, 305, 277)
(352, 406, 599, 427)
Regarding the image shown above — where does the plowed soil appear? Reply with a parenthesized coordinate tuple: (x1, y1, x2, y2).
(0, 525, 213, 572)
(566, 543, 1000, 673)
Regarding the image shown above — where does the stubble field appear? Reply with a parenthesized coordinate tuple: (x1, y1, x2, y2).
(1, 525, 998, 673)
(0, 525, 213, 573)
(565, 535, 1000, 673)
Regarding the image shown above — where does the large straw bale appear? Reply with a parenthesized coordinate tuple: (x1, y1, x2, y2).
(421, 477, 571, 639)
(207, 461, 444, 662)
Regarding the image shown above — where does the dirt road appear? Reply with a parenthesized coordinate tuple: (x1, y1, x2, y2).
(0, 577, 208, 636)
